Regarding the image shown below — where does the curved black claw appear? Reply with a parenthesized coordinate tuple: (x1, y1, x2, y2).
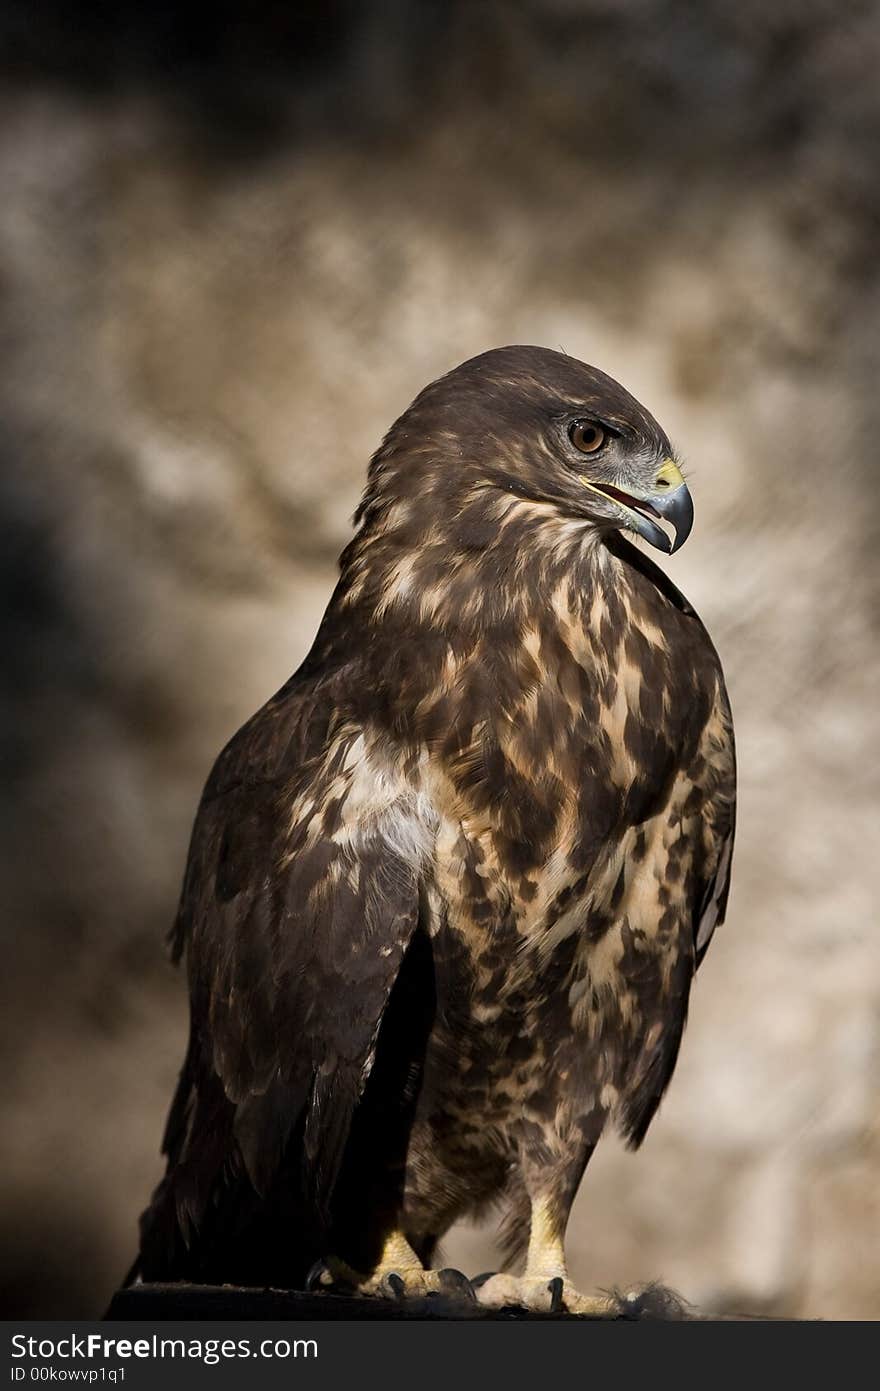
(305, 1260, 330, 1293)
(470, 1271, 498, 1289)
(547, 1277, 565, 1314)
(437, 1268, 477, 1301)
(386, 1272, 407, 1300)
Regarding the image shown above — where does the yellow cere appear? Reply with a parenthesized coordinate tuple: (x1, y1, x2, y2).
(655, 458, 685, 491)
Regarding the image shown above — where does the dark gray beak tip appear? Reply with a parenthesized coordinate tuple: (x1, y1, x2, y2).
(655, 482, 694, 555)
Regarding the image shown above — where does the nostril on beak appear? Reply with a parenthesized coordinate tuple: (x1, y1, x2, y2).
(654, 458, 685, 494)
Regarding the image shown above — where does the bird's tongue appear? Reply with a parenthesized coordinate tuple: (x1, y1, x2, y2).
(598, 483, 661, 521)
(596, 482, 679, 552)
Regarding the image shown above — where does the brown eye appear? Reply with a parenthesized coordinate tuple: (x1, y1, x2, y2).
(569, 420, 606, 453)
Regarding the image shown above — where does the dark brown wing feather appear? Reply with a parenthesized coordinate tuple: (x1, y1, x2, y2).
(695, 802, 735, 968)
(687, 640, 736, 973)
(138, 667, 422, 1279)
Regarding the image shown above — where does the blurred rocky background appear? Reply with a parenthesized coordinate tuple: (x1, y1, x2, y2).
(2, 0, 878, 1320)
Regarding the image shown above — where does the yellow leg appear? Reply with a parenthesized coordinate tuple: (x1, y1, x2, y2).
(312, 1229, 474, 1302)
(477, 1195, 620, 1316)
(523, 1195, 567, 1281)
(363, 1230, 424, 1287)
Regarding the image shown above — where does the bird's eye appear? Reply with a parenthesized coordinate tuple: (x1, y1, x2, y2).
(569, 420, 606, 454)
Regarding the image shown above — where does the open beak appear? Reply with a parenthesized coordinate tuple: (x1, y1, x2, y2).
(581, 458, 694, 555)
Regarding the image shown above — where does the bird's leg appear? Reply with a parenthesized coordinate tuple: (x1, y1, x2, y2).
(359, 1230, 474, 1300)
(476, 1125, 625, 1316)
(476, 1193, 619, 1316)
(309, 1229, 474, 1303)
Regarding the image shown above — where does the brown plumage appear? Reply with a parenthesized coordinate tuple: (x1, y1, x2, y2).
(134, 346, 735, 1312)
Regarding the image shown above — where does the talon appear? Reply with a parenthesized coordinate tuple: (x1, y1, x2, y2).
(305, 1259, 330, 1292)
(437, 1268, 476, 1300)
(470, 1271, 497, 1288)
(386, 1272, 406, 1299)
(547, 1276, 564, 1314)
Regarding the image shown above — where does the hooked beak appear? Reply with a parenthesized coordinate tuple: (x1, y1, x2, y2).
(580, 458, 693, 555)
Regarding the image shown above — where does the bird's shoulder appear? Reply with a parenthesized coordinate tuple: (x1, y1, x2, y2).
(170, 659, 362, 954)
(173, 646, 438, 940)
(608, 533, 720, 665)
(201, 666, 339, 804)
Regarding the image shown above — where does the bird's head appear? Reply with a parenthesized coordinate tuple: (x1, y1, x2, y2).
(362, 345, 693, 557)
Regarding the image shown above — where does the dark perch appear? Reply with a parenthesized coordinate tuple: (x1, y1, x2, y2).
(105, 1281, 730, 1321)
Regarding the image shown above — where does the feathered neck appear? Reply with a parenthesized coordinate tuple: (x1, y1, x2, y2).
(333, 488, 618, 643)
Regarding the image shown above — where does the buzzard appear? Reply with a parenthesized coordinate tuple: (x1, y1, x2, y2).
(134, 346, 735, 1314)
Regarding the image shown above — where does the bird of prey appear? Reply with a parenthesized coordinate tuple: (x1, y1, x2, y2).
(134, 346, 735, 1314)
